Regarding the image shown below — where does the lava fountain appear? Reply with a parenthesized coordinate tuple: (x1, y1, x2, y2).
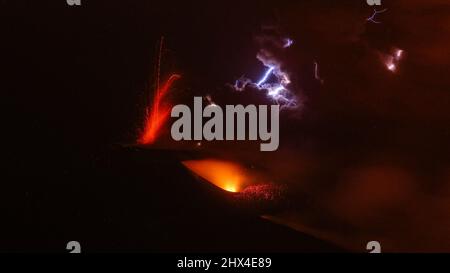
(139, 74, 181, 145)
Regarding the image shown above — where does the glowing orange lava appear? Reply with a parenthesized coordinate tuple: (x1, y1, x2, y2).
(182, 159, 256, 193)
(139, 74, 181, 145)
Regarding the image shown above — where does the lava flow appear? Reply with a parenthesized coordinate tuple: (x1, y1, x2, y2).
(139, 74, 181, 145)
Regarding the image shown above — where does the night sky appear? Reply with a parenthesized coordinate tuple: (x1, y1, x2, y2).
(2, 0, 450, 252)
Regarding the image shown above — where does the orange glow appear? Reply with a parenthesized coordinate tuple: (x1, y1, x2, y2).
(224, 183, 238, 193)
(139, 74, 181, 145)
(182, 159, 249, 192)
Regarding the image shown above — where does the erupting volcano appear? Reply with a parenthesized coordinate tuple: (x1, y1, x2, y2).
(182, 159, 247, 192)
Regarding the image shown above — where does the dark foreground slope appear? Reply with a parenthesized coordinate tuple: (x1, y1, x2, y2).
(1, 147, 343, 252)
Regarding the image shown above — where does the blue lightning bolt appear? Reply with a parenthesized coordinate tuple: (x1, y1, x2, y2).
(268, 85, 284, 97)
(367, 8, 388, 24)
(233, 38, 298, 109)
(283, 38, 294, 48)
(257, 66, 275, 86)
